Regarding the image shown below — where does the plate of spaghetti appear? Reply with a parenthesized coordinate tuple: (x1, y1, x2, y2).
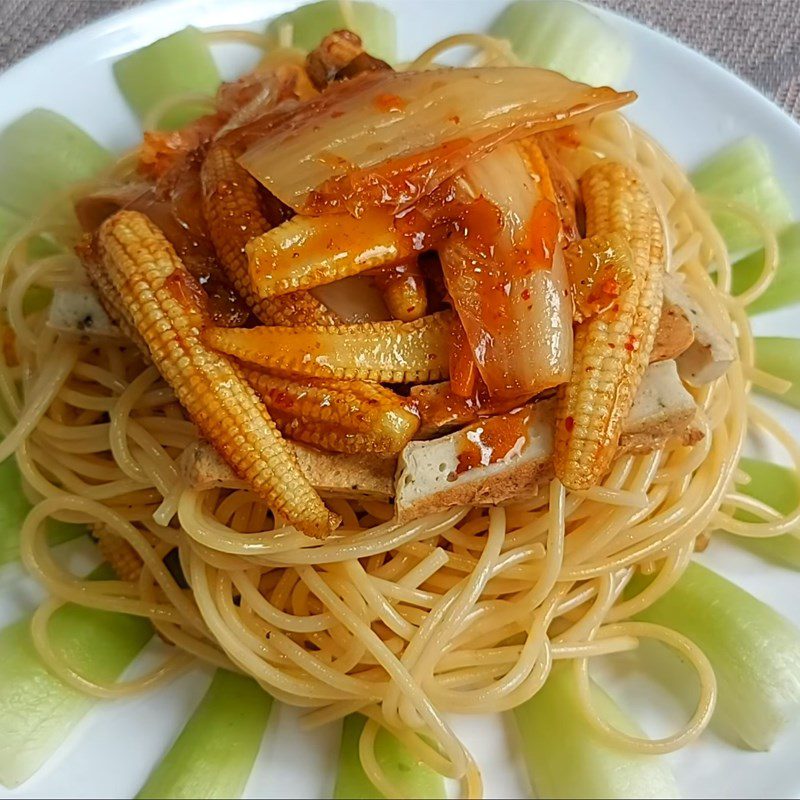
(0, 0, 799, 798)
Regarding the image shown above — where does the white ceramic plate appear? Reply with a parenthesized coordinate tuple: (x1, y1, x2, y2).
(0, 1, 799, 798)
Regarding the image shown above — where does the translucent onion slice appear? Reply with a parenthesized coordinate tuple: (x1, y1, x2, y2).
(312, 275, 391, 323)
(238, 67, 635, 215)
(438, 141, 573, 400)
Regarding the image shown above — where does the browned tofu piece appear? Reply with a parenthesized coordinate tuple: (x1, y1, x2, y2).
(394, 360, 701, 522)
(663, 273, 736, 385)
(181, 440, 396, 502)
(650, 301, 695, 363)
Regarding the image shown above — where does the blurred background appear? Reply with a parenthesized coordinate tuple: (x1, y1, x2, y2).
(0, 0, 798, 118)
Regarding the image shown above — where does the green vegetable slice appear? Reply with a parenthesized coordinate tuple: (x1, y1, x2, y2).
(0, 110, 111, 217)
(0, 458, 85, 565)
(490, 0, 631, 87)
(0, 203, 61, 315)
(265, 1, 397, 63)
(0, 205, 61, 271)
(0, 565, 152, 788)
(630, 560, 800, 750)
(723, 457, 800, 568)
(754, 336, 800, 409)
(691, 137, 792, 256)
(333, 713, 446, 799)
(513, 663, 678, 799)
(113, 27, 221, 131)
(732, 223, 800, 315)
(136, 669, 272, 799)
(0, 206, 23, 249)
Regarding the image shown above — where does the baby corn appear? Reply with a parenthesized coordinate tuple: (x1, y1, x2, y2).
(204, 311, 453, 383)
(96, 210, 338, 537)
(554, 161, 665, 490)
(563, 232, 635, 322)
(247, 209, 418, 298)
(201, 143, 335, 326)
(93, 525, 144, 583)
(373, 261, 428, 322)
(78, 234, 150, 356)
(244, 369, 419, 453)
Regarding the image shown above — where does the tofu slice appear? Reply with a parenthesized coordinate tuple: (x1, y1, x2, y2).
(48, 285, 121, 339)
(180, 440, 396, 502)
(395, 360, 701, 522)
(650, 301, 695, 364)
(663, 273, 736, 386)
(620, 359, 704, 453)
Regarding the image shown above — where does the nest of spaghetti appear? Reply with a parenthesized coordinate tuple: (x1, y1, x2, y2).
(69, 31, 733, 537)
(36, 30, 743, 794)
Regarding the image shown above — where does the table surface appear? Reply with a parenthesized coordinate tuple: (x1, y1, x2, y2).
(0, 0, 798, 120)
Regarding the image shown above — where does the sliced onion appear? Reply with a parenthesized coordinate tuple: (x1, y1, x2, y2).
(438, 141, 573, 400)
(238, 67, 634, 215)
(311, 275, 390, 323)
(74, 183, 152, 232)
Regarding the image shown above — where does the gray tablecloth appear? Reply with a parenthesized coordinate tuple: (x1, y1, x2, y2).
(0, 0, 798, 119)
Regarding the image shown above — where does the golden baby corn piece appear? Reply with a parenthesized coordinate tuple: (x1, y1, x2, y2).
(373, 261, 428, 322)
(96, 210, 338, 538)
(554, 161, 665, 490)
(204, 311, 454, 383)
(563, 232, 635, 322)
(78, 234, 150, 356)
(243, 369, 419, 454)
(246, 209, 418, 299)
(200, 143, 336, 327)
(92, 525, 145, 583)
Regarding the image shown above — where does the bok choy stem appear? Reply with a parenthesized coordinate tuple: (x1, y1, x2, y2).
(754, 336, 800, 409)
(0, 458, 84, 565)
(113, 27, 221, 131)
(137, 669, 273, 799)
(334, 714, 446, 800)
(630, 561, 800, 750)
(0, 110, 111, 217)
(265, 1, 397, 63)
(732, 223, 800, 315)
(513, 663, 679, 799)
(725, 457, 800, 568)
(0, 565, 152, 787)
(691, 137, 792, 255)
(490, 0, 632, 87)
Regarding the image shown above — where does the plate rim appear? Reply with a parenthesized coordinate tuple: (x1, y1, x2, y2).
(0, 0, 798, 146)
